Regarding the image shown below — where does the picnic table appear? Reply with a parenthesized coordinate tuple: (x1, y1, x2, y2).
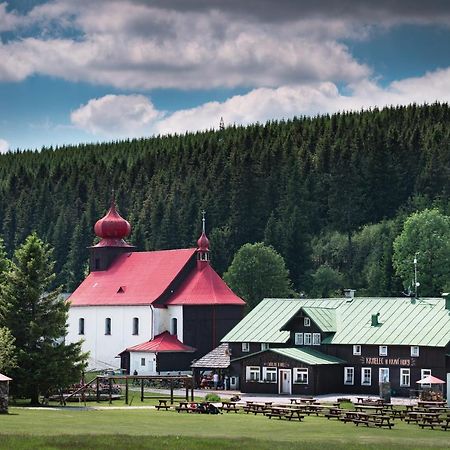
(220, 401, 239, 413)
(324, 407, 344, 420)
(354, 405, 385, 414)
(417, 400, 446, 408)
(243, 402, 271, 415)
(155, 399, 171, 411)
(342, 411, 394, 429)
(405, 411, 441, 424)
(418, 413, 444, 430)
(176, 401, 201, 413)
(266, 406, 304, 421)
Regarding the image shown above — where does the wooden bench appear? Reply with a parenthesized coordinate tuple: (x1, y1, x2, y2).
(441, 417, 450, 431)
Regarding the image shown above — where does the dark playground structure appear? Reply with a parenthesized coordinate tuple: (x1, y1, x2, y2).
(54, 375, 195, 405)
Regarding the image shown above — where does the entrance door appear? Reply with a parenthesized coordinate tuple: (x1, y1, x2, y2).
(279, 369, 291, 394)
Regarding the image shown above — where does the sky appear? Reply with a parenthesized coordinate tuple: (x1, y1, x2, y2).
(1, 0, 450, 152)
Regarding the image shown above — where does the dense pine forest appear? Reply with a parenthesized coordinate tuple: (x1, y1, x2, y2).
(0, 103, 449, 295)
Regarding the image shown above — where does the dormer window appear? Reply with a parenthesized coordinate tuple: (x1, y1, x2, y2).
(304, 317, 311, 327)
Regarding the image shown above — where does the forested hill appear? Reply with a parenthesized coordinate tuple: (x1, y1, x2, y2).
(0, 103, 449, 294)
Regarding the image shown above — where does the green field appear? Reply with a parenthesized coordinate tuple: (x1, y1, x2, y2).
(0, 407, 449, 450)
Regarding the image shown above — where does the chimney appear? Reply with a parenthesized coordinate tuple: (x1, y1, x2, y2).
(344, 289, 356, 300)
(371, 313, 381, 327)
(443, 293, 449, 310)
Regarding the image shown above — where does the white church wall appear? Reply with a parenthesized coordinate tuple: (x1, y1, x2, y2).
(67, 305, 153, 370)
(154, 305, 183, 341)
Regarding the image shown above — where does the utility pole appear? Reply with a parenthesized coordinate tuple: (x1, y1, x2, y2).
(414, 253, 420, 299)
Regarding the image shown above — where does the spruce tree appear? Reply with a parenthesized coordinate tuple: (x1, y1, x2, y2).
(0, 233, 87, 404)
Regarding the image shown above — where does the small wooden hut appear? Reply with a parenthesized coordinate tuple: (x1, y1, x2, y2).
(0, 373, 12, 413)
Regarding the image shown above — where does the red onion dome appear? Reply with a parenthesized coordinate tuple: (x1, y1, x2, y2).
(197, 231, 209, 252)
(94, 202, 131, 239)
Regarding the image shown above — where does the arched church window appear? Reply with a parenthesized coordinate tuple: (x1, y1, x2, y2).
(78, 318, 85, 335)
(105, 318, 111, 335)
(133, 317, 139, 335)
(171, 318, 178, 336)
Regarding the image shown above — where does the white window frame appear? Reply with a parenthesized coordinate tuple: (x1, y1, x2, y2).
(379, 367, 390, 383)
(246, 366, 260, 382)
(379, 345, 388, 356)
(304, 333, 312, 345)
(242, 342, 250, 352)
(294, 333, 303, 345)
(400, 368, 410, 387)
(293, 368, 308, 384)
(353, 345, 361, 356)
(261, 343, 270, 351)
(304, 317, 311, 327)
(421, 369, 431, 387)
(344, 367, 354, 385)
(312, 333, 321, 346)
(262, 367, 277, 383)
(361, 367, 372, 386)
(411, 346, 419, 357)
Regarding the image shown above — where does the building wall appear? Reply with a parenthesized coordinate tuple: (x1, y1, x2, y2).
(154, 305, 184, 342)
(237, 351, 342, 395)
(130, 351, 157, 375)
(183, 305, 244, 361)
(67, 305, 153, 369)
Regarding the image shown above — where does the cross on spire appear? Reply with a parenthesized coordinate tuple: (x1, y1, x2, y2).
(201, 210, 206, 233)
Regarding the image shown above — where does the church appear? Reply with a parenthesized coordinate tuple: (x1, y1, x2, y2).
(66, 201, 245, 375)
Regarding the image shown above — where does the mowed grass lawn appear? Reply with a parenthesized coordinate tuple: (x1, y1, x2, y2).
(0, 407, 449, 450)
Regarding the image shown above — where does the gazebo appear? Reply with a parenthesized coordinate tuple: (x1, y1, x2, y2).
(416, 375, 446, 401)
(0, 373, 12, 413)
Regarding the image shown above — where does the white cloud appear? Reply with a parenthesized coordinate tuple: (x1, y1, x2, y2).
(0, 138, 9, 153)
(70, 67, 450, 139)
(70, 94, 161, 136)
(0, 1, 370, 88)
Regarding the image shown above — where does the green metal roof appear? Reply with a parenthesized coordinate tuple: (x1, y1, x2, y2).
(302, 307, 336, 332)
(271, 347, 345, 365)
(222, 297, 450, 347)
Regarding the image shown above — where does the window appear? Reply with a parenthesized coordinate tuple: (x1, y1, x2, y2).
(379, 345, 388, 356)
(379, 368, 389, 383)
(261, 343, 270, 351)
(304, 317, 311, 327)
(242, 342, 250, 352)
(361, 367, 371, 386)
(312, 333, 321, 346)
(294, 333, 303, 345)
(246, 366, 260, 382)
(140, 358, 145, 366)
(304, 333, 312, 345)
(353, 345, 361, 356)
(344, 367, 354, 385)
(105, 318, 111, 335)
(78, 318, 85, 335)
(411, 346, 419, 357)
(132, 317, 139, 335)
(293, 368, 308, 384)
(421, 369, 431, 387)
(400, 368, 410, 387)
(171, 318, 178, 336)
(262, 367, 277, 383)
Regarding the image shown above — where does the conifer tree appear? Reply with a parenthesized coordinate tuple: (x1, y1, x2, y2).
(0, 233, 87, 404)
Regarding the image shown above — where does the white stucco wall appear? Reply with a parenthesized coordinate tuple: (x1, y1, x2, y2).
(154, 305, 183, 341)
(130, 352, 157, 375)
(67, 305, 153, 370)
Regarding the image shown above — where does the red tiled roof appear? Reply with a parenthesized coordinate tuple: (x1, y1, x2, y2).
(165, 262, 245, 306)
(126, 332, 196, 353)
(69, 249, 196, 306)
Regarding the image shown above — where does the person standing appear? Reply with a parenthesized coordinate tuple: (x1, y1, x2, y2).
(213, 372, 219, 389)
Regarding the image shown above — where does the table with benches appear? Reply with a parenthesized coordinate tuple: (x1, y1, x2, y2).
(155, 399, 171, 411)
(266, 406, 304, 421)
(219, 401, 239, 413)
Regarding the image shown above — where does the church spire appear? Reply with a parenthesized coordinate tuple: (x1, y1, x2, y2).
(196, 210, 210, 263)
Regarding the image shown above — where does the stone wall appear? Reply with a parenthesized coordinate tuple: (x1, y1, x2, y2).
(0, 381, 9, 413)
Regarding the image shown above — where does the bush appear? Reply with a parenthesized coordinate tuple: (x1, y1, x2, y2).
(205, 393, 221, 402)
